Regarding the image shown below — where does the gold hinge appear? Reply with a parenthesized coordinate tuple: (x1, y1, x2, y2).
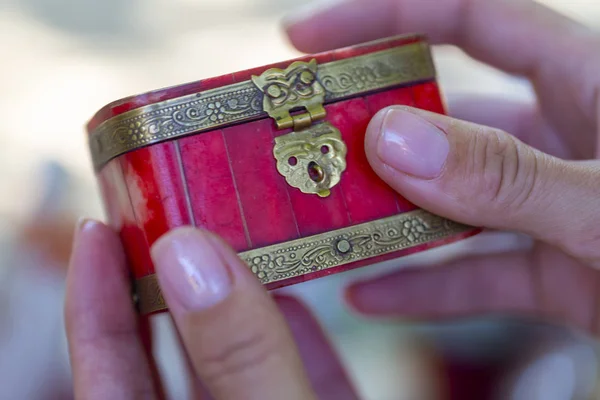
(251, 59, 347, 198)
(279, 103, 327, 131)
(251, 59, 328, 131)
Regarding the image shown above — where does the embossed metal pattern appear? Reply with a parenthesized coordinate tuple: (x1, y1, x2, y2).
(134, 209, 472, 315)
(251, 58, 326, 130)
(134, 274, 166, 315)
(320, 42, 435, 100)
(272, 122, 347, 197)
(89, 42, 435, 171)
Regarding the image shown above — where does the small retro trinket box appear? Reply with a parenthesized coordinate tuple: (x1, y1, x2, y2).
(87, 34, 480, 315)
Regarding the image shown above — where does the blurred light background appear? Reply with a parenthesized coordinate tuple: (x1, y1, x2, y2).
(0, 0, 599, 399)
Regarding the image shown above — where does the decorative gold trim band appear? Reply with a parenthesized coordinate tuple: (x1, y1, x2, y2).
(89, 41, 436, 170)
(134, 209, 473, 315)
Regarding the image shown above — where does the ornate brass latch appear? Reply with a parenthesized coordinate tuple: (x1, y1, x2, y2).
(252, 59, 347, 197)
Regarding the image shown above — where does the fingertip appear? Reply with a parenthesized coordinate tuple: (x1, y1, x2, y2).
(68, 218, 123, 280)
(364, 106, 421, 158)
(343, 271, 424, 317)
(67, 216, 128, 286)
(283, 22, 330, 54)
(66, 219, 158, 399)
(341, 284, 362, 313)
(75, 217, 98, 233)
(364, 106, 390, 170)
(342, 281, 378, 315)
(65, 216, 139, 348)
(150, 227, 235, 313)
(151, 226, 238, 260)
(272, 293, 316, 325)
(342, 281, 356, 303)
(281, 0, 353, 53)
(365, 107, 389, 141)
(272, 292, 304, 309)
(282, 23, 309, 53)
(149, 225, 196, 257)
(72, 218, 106, 245)
(281, 7, 319, 54)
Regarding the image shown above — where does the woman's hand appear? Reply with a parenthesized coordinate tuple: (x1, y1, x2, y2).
(285, 0, 600, 334)
(64, 1, 600, 399)
(65, 221, 359, 399)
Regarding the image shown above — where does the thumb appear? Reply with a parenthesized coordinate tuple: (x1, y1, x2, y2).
(365, 106, 600, 262)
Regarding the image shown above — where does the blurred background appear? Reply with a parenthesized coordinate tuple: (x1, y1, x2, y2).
(0, 0, 599, 399)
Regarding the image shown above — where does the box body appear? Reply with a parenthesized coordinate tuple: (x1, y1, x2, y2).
(87, 34, 480, 315)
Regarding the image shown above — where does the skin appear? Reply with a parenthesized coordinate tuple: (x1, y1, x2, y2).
(65, 0, 600, 398)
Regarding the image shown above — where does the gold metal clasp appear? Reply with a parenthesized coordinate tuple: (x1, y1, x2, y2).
(251, 59, 327, 130)
(252, 59, 347, 197)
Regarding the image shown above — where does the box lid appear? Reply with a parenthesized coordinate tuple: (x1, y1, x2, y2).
(87, 34, 436, 171)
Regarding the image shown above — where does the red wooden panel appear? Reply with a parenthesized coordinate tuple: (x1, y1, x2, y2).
(97, 159, 124, 231)
(328, 98, 399, 224)
(223, 119, 300, 248)
(366, 86, 414, 112)
(179, 130, 250, 251)
(366, 87, 419, 212)
(120, 142, 192, 247)
(412, 81, 447, 114)
(98, 159, 153, 279)
(285, 184, 349, 237)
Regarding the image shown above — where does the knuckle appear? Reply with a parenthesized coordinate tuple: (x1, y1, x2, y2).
(448, 126, 540, 214)
(559, 166, 600, 262)
(574, 231, 600, 264)
(199, 312, 282, 385)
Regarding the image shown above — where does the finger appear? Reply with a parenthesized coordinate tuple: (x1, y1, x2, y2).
(284, 0, 596, 89)
(346, 252, 536, 320)
(275, 294, 359, 400)
(284, 0, 600, 156)
(345, 250, 600, 334)
(447, 95, 536, 137)
(447, 95, 572, 159)
(151, 227, 316, 400)
(166, 314, 215, 400)
(65, 220, 158, 400)
(364, 106, 600, 263)
(285, 0, 593, 56)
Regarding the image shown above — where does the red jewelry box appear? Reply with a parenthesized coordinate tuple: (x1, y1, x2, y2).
(86, 34, 480, 315)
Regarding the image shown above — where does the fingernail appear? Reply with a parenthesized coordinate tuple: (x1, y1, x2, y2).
(377, 109, 449, 179)
(74, 218, 99, 239)
(151, 228, 232, 311)
(282, 0, 346, 27)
